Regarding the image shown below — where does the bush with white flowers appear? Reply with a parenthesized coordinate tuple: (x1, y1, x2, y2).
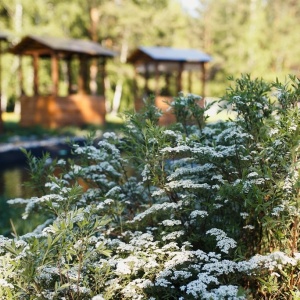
(1, 75, 300, 299)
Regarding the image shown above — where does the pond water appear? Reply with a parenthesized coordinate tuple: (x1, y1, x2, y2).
(0, 138, 86, 236)
(0, 164, 31, 199)
(0, 164, 34, 236)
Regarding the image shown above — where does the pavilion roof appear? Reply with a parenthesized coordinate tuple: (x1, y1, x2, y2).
(9, 35, 116, 58)
(0, 31, 10, 41)
(128, 46, 212, 64)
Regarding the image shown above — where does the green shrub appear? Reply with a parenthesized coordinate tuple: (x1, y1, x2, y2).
(1, 75, 300, 299)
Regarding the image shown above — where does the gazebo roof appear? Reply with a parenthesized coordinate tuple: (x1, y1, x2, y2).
(128, 46, 212, 64)
(9, 35, 116, 58)
(0, 31, 10, 41)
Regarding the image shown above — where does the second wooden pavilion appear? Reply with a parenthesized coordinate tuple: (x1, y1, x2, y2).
(128, 46, 211, 124)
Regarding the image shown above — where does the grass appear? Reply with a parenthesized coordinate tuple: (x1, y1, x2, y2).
(3, 112, 20, 123)
(0, 112, 125, 143)
(0, 103, 234, 143)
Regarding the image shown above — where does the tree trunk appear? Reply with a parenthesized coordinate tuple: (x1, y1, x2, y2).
(111, 79, 123, 115)
(89, 6, 100, 95)
(14, 1, 23, 114)
(111, 33, 129, 114)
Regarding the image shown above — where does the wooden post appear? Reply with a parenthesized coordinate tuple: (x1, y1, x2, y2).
(78, 56, 84, 94)
(78, 55, 88, 94)
(144, 64, 149, 95)
(177, 62, 183, 94)
(200, 62, 206, 108)
(188, 71, 192, 94)
(164, 73, 170, 96)
(33, 53, 39, 96)
(51, 52, 59, 96)
(86, 57, 90, 93)
(67, 56, 72, 94)
(201, 62, 206, 98)
(100, 58, 106, 97)
(133, 65, 138, 100)
(155, 62, 160, 96)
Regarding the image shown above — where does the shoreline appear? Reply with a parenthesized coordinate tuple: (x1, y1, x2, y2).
(0, 136, 86, 167)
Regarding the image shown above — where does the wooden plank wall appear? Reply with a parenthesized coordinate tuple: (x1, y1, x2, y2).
(134, 96, 176, 125)
(155, 96, 176, 125)
(134, 96, 205, 126)
(20, 94, 106, 128)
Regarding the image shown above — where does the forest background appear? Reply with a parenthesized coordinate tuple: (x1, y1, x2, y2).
(1, 1, 300, 298)
(0, 0, 300, 115)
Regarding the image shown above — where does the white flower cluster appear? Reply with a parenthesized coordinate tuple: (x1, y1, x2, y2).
(245, 251, 300, 273)
(166, 180, 210, 190)
(162, 230, 185, 241)
(141, 164, 151, 182)
(190, 210, 208, 219)
(128, 202, 182, 223)
(0, 278, 14, 289)
(161, 219, 182, 227)
(167, 163, 216, 181)
(92, 295, 105, 300)
(206, 228, 237, 254)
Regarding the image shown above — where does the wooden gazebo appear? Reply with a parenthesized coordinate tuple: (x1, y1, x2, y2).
(128, 46, 211, 124)
(10, 35, 115, 128)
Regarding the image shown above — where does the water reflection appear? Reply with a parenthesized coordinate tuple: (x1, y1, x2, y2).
(0, 164, 33, 236)
(0, 165, 31, 199)
(0, 141, 82, 236)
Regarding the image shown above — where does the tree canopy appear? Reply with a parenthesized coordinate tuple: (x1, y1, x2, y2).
(0, 0, 299, 110)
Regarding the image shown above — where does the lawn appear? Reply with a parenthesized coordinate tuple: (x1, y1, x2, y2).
(0, 102, 234, 144)
(0, 112, 125, 143)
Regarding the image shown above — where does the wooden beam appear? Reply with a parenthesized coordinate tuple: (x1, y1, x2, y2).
(33, 53, 39, 96)
(15, 49, 53, 56)
(51, 52, 59, 96)
(201, 62, 206, 100)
